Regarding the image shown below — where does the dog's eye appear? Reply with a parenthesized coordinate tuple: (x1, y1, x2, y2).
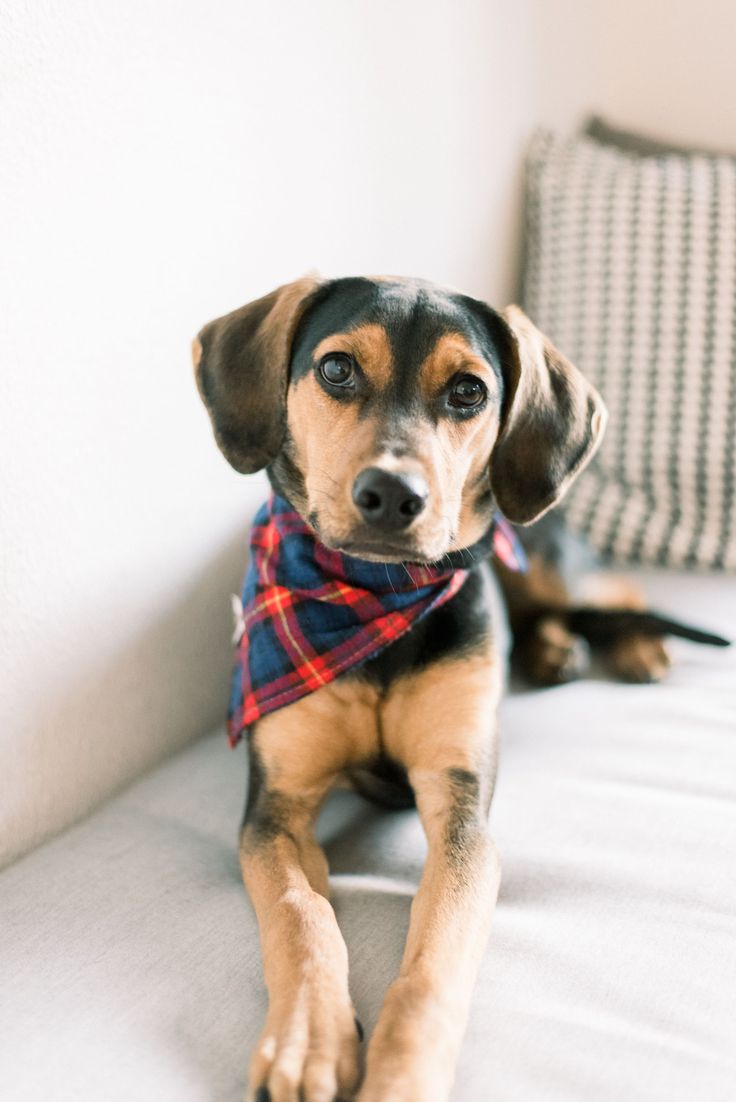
(449, 375, 487, 410)
(319, 354, 355, 387)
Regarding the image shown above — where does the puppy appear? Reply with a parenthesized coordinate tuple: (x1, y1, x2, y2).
(193, 276, 724, 1102)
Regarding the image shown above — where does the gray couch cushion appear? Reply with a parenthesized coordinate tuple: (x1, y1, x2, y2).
(2, 570, 735, 1101)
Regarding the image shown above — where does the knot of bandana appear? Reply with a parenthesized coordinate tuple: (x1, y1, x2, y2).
(227, 494, 526, 745)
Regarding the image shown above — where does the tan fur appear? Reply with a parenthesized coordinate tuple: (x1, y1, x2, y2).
(523, 615, 587, 685)
(241, 647, 502, 1102)
(416, 332, 495, 400)
(536, 615, 575, 650)
(417, 335, 501, 553)
(501, 551, 570, 611)
(191, 336, 202, 369)
(254, 675, 382, 783)
(380, 650, 500, 773)
(241, 806, 359, 1101)
(240, 685, 376, 1102)
(361, 652, 502, 1101)
(577, 574, 671, 681)
(607, 634, 671, 683)
(578, 573, 647, 609)
(285, 372, 384, 545)
(313, 324, 394, 388)
(287, 328, 502, 562)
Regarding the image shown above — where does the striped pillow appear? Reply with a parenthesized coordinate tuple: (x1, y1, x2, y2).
(522, 130, 736, 570)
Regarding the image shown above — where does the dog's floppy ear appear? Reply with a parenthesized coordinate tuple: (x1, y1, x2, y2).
(192, 276, 322, 473)
(491, 305, 607, 525)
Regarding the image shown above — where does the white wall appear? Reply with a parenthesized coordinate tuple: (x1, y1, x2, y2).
(0, 0, 538, 867)
(531, 0, 736, 150)
(5, 0, 735, 871)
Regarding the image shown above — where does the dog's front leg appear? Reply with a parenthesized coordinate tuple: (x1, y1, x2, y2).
(241, 689, 371, 1102)
(358, 655, 502, 1102)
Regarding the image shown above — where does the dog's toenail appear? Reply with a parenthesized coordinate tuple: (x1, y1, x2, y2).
(355, 1016, 364, 1042)
(255, 1087, 271, 1102)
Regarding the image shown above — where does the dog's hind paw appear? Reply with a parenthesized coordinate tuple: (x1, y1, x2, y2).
(606, 634, 671, 683)
(516, 615, 590, 686)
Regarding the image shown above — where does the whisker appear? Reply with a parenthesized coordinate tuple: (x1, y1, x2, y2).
(400, 562, 420, 590)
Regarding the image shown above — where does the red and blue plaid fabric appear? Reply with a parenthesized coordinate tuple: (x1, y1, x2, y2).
(228, 494, 526, 745)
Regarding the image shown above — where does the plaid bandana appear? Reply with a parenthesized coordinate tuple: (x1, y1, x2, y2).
(228, 494, 527, 745)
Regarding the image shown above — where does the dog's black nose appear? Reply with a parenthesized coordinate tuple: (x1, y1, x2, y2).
(352, 467, 428, 531)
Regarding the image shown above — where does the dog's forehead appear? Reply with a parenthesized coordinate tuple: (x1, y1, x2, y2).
(292, 276, 492, 371)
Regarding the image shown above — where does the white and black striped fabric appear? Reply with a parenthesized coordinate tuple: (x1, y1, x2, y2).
(522, 130, 736, 570)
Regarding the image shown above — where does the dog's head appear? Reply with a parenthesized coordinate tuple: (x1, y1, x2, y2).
(193, 276, 606, 563)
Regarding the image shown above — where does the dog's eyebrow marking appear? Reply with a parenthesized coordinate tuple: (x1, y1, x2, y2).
(312, 324, 393, 388)
(418, 333, 495, 399)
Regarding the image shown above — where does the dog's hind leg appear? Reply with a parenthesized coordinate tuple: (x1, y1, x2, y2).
(576, 573, 671, 683)
(495, 550, 591, 685)
(495, 511, 672, 684)
(357, 650, 502, 1102)
(240, 679, 380, 1102)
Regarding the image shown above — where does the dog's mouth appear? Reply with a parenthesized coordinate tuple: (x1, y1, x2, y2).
(331, 525, 455, 565)
(307, 507, 454, 564)
(338, 539, 430, 564)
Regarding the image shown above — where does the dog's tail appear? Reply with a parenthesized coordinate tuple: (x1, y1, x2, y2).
(556, 607, 731, 648)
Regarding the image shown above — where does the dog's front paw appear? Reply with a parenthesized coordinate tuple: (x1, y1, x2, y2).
(247, 979, 361, 1102)
(357, 1049, 450, 1102)
(356, 977, 457, 1102)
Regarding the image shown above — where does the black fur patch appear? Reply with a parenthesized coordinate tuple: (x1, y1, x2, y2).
(347, 756, 416, 810)
(268, 425, 308, 510)
(242, 747, 293, 844)
(444, 767, 484, 869)
(354, 562, 492, 692)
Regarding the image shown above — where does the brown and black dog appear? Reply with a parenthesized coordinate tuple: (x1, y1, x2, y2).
(193, 276, 724, 1102)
